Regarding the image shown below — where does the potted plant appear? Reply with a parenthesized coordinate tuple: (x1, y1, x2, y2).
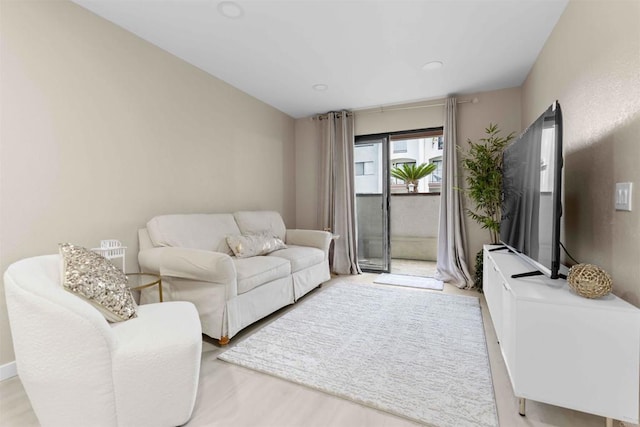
(459, 123, 515, 291)
(390, 162, 437, 193)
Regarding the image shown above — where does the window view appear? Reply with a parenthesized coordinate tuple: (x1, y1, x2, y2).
(354, 130, 443, 194)
(389, 132, 443, 193)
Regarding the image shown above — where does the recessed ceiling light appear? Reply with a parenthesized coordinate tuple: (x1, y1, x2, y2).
(312, 84, 328, 91)
(217, 1, 244, 19)
(422, 61, 444, 71)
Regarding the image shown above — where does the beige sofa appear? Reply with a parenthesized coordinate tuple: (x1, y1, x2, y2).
(138, 211, 331, 344)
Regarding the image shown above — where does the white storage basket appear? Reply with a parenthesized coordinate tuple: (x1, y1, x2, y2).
(91, 240, 126, 272)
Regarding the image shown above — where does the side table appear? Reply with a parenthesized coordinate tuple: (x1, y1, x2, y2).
(126, 273, 163, 302)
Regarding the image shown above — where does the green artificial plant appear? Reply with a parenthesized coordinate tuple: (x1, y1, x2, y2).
(459, 123, 515, 290)
(390, 162, 437, 192)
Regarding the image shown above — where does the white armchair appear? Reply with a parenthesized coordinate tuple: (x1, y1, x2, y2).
(3, 254, 202, 427)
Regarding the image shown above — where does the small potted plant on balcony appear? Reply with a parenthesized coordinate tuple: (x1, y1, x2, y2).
(390, 163, 437, 193)
(459, 123, 514, 291)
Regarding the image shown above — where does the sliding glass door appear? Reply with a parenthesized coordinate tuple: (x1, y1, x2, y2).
(354, 136, 390, 272)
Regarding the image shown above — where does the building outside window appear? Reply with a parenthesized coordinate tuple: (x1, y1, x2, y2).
(393, 140, 407, 153)
(429, 158, 443, 182)
(431, 136, 444, 151)
(355, 161, 375, 176)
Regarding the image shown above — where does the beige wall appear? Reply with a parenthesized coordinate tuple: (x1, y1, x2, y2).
(0, 1, 295, 365)
(522, 0, 640, 306)
(354, 99, 445, 136)
(294, 88, 522, 269)
(294, 118, 319, 229)
(456, 88, 522, 266)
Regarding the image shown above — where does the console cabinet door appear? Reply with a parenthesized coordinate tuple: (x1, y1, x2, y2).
(500, 279, 517, 386)
(483, 249, 502, 342)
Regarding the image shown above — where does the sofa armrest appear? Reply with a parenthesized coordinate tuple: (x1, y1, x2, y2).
(285, 229, 332, 255)
(138, 247, 236, 285)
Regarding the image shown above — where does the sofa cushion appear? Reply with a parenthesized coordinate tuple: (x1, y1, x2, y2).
(233, 211, 286, 241)
(226, 233, 287, 258)
(233, 256, 291, 294)
(268, 245, 325, 272)
(147, 214, 239, 254)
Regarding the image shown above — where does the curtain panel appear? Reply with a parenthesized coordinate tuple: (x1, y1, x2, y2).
(436, 98, 473, 288)
(318, 111, 361, 275)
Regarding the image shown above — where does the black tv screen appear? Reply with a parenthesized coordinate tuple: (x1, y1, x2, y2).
(500, 101, 563, 279)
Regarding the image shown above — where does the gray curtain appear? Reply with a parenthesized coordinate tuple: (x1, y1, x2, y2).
(318, 111, 361, 275)
(436, 98, 473, 288)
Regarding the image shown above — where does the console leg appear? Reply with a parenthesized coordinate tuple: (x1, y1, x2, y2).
(605, 418, 613, 427)
(218, 336, 230, 346)
(518, 398, 526, 416)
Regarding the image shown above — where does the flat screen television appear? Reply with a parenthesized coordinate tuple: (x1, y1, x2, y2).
(499, 101, 564, 279)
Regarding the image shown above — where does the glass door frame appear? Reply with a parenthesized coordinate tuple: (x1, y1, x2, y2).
(355, 135, 390, 273)
(355, 126, 444, 274)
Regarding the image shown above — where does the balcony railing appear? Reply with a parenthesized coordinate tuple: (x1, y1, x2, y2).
(356, 193, 440, 263)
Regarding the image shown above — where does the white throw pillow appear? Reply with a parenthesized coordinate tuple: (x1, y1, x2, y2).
(59, 243, 137, 322)
(226, 233, 287, 258)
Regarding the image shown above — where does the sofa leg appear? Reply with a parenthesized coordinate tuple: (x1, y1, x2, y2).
(218, 336, 230, 346)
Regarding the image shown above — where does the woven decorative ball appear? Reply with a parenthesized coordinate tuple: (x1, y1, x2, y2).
(567, 263, 612, 299)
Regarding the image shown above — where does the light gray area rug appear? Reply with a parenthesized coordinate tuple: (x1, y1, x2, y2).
(218, 283, 498, 427)
(374, 273, 444, 291)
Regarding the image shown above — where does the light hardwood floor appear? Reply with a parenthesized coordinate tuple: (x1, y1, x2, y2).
(0, 266, 620, 427)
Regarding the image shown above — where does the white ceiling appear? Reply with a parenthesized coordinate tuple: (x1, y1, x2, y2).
(73, 0, 568, 119)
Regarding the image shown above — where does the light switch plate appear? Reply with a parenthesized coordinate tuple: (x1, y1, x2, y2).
(615, 182, 632, 211)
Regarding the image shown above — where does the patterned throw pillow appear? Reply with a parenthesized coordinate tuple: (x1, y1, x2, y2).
(59, 243, 137, 322)
(226, 233, 287, 258)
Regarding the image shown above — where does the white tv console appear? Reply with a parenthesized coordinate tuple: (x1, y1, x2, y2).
(483, 245, 640, 426)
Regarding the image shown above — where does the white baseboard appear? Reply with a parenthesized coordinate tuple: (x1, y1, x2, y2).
(0, 361, 17, 381)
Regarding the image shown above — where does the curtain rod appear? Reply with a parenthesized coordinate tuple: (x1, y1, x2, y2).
(354, 97, 479, 115)
(314, 111, 354, 120)
(313, 97, 479, 120)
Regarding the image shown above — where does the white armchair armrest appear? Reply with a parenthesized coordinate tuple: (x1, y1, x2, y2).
(285, 229, 332, 255)
(111, 302, 201, 426)
(138, 247, 236, 284)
